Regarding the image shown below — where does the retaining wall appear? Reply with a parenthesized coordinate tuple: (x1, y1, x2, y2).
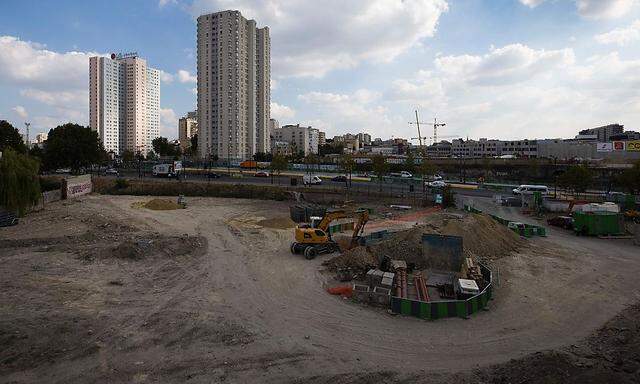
(390, 263, 493, 320)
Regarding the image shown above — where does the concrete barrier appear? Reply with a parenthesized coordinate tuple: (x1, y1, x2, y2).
(352, 284, 371, 303)
(62, 175, 92, 199)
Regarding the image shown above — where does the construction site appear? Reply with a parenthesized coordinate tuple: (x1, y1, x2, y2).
(2, 188, 640, 383)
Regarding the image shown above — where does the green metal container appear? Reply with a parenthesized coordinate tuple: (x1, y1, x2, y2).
(573, 211, 623, 236)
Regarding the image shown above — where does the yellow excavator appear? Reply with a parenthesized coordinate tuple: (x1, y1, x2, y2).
(290, 209, 369, 259)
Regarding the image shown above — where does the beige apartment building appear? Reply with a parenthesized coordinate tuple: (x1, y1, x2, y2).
(196, 10, 270, 160)
(272, 124, 319, 156)
(89, 53, 160, 155)
(179, 111, 198, 150)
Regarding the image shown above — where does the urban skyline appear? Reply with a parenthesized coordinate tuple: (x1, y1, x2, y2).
(1, 1, 640, 144)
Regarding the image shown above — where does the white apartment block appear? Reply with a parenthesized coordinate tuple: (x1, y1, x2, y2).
(89, 53, 160, 155)
(272, 124, 318, 155)
(197, 10, 270, 160)
(179, 111, 198, 150)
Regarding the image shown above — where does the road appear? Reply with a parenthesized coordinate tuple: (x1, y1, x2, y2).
(111, 169, 497, 199)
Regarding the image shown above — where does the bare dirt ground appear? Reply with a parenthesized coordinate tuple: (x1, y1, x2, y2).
(1, 194, 640, 383)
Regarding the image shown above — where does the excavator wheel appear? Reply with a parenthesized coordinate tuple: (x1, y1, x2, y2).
(290, 242, 298, 254)
(304, 246, 318, 260)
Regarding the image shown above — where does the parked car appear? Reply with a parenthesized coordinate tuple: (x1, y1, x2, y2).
(512, 184, 549, 196)
(207, 172, 222, 179)
(104, 167, 119, 176)
(55, 168, 71, 174)
(501, 197, 523, 207)
(254, 171, 270, 177)
(303, 175, 322, 185)
(390, 171, 413, 178)
(331, 175, 348, 182)
(426, 180, 447, 188)
(547, 216, 574, 230)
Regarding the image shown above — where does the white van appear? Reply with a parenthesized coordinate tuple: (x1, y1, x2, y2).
(303, 175, 322, 185)
(512, 185, 549, 196)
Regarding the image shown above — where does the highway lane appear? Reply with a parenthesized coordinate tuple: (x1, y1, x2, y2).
(107, 170, 497, 198)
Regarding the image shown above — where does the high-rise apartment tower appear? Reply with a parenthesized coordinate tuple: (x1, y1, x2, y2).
(197, 10, 270, 160)
(89, 53, 160, 155)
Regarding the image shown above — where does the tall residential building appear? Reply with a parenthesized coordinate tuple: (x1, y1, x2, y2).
(179, 111, 198, 150)
(318, 131, 326, 146)
(197, 10, 270, 160)
(89, 53, 160, 155)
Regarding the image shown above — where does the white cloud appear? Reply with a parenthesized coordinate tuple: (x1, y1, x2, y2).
(298, 89, 399, 138)
(20, 89, 86, 107)
(387, 42, 640, 140)
(434, 44, 575, 86)
(595, 20, 640, 45)
(519, 0, 546, 7)
(12, 105, 28, 119)
(518, 0, 637, 19)
(159, 70, 175, 83)
(270, 102, 295, 121)
(0, 36, 96, 90)
(177, 69, 196, 83)
(190, 87, 198, 95)
(160, 108, 178, 138)
(188, 0, 449, 78)
(159, 0, 177, 7)
(576, 0, 637, 20)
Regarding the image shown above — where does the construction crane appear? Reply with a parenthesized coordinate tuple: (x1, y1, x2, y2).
(290, 209, 369, 260)
(409, 111, 448, 148)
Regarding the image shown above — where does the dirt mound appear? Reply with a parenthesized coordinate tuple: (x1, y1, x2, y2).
(323, 246, 377, 272)
(133, 199, 183, 211)
(324, 212, 524, 271)
(107, 234, 206, 260)
(257, 217, 296, 229)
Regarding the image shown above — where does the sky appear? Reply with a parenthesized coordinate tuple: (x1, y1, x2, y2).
(1, 0, 640, 145)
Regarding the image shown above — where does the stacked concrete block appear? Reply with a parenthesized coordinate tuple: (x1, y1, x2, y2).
(366, 269, 384, 287)
(380, 272, 395, 288)
(371, 286, 391, 306)
(352, 284, 371, 303)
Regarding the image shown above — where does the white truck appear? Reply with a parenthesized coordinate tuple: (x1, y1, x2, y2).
(152, 161, 183, 178)
(303, 175, 322, 185)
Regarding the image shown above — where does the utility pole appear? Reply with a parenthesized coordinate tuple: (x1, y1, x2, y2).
(24, 122, 31, 148)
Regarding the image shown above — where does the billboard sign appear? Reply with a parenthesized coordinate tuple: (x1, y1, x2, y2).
(627, 141, 640, 151)
(596, 142, 613, 152)
(612, 141, 625, 151)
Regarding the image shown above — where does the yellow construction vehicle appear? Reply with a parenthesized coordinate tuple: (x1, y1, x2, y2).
(290, 209, 369, 259)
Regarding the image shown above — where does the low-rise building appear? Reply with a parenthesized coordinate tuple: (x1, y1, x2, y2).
(272, 124, 318, 155)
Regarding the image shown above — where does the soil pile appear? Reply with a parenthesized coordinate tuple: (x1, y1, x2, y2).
(324, 212, 524, 271)
(257, 217, 296, 229)
(136, 199, 183, 211)
(107, 234, 206, 260)
(323, 246, 377, 272)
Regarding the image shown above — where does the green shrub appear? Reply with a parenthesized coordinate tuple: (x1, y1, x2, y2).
(39, 176, 62, 192)
(115, 178, 129, 190)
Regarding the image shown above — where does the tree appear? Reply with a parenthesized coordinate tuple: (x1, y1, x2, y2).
(304, 153, 319, 175)
(0, 148, 41, 216)
(0, 120, 27, 154)
(152, 136, 176, 157)
(190, 134, 198, 154)
(122, 150, 135, 163)
(146, 150, 157, 161)
(42, 123, 105, 172)
(371, 154, 388, 191)
(404, 151, 416, 174)
(319, 143, 343, 156)
(270, 154, 288, 184)
(615, 161, 640, 194)
(253, 152, 273, 162)
(559, 165, 593, 195)
(339, 153, 356, 187)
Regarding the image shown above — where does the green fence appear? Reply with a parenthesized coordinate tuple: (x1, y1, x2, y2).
(390, 263, 492, 320)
